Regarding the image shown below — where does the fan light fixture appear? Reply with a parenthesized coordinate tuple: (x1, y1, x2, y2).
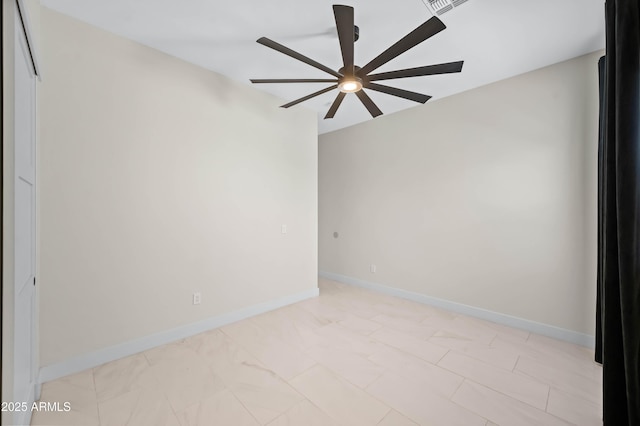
(251, 5, 464, 119)
(338, 79, 362, 93)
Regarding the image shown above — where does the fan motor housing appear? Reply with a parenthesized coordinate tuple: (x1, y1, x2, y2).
(338, 65, 361, 76)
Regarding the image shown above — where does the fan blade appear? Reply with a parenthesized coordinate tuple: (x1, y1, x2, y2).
(251, 79, 338, 83)
(333, 5, 355, 75)
(257, 37, 342, 78)
(324, 92, 347, 119)
(355, 90, 383, 117)
(281, 85, 338, 108)
(358, 17, 446, 76)
(365, 82, 431, 104)
(367, 61, 464, 81)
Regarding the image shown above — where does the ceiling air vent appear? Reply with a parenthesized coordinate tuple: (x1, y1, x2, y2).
(422, 0, 469, 16)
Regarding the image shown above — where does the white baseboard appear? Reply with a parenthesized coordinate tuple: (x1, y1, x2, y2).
(319, 271, 595, 348)
(38, 288, 319, 384)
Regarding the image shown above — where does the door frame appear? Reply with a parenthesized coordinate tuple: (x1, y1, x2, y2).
(15, 0, 41, 78)
(2, 0, 41, 424)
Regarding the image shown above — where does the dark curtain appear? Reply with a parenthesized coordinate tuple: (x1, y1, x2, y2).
(595, 0, 640, 425)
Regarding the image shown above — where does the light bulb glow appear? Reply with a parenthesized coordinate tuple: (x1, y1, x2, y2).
(342, 82, 358, 91)
(338, 79, 363, 93)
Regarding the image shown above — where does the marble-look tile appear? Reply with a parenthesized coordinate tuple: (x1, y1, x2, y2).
(368, 346, 463, 398)
(526, 333, 593, 360)
(35, 279, 602, 426)
(429, 332, 519, 371)
(370, 314, 437, 339)
(366, 372, 485, 426)
(492, 335, 602, 383)
(295, 297, 350, 323)
(451, 380, 569, 426)
(56, 369, 95, 392)
(428, 329, 477, 348)
(546, 387, 602, 426)
(266, 399, 339, 426)
(364, 289, 405, 305)
(370, 299, 430, 323)
(98, 387, 179, 426)
(318, 278, 350, 293)
(289, 365, 390, 426)
(304, 343, 384, 388)
(228, 379, 303, 425)
(451, 316, 502, 341)
(337, 314, 383, 335)
(248, 305, 329, 351)
(472, 318, 530, 343)
(319, 293, 382, 319)
(145, 343, 226, 413)
(196, 330, 304, 424)
(144, 339, 205, 366)
(30, 371, 99, 426)
(31, 408, 100, 426)
(422, 304, 459, 321)
(525, 335, 602, 383)
(313, 323, 385, 357)
(177, 389, 259, 426)
(377, 409, 419, 426)
(93, 353, 158, 402)
(221, 319, 317, 380)
(514, 355, 601, 405)
(178, 332, 210, 354)
(189, 329, 234, 363)
(424, 316, 497, 345)
(37, 374, 99, 421)
(438, 351, 549, 409)
(371, 327, 448, 364)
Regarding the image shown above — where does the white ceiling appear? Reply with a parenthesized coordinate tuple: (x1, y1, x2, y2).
(41, 0, 605, 134)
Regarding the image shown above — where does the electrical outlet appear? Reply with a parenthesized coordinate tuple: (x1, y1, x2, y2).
(370, 264, 377, 273)
(281, 224, 287, 234)
(193, 292, 201, 305)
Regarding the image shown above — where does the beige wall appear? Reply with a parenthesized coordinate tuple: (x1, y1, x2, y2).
(319, 51, 601, 335)
(38, 8, 317, 366)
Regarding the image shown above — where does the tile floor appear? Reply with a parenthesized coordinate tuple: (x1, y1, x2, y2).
(31, 279, 603, 426)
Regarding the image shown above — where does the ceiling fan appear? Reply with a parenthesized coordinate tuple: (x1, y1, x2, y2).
(251, 5, 464, 119)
